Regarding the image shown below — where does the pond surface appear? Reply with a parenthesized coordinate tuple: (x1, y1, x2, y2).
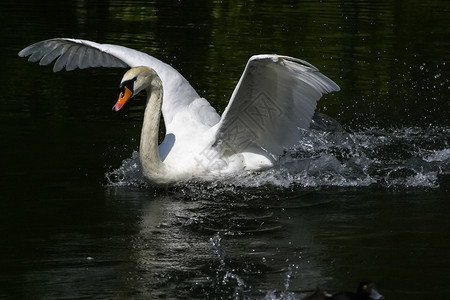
(1, 0, 450, 299)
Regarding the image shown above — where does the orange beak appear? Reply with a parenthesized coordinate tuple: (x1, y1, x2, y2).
(112, 86, 133, 111)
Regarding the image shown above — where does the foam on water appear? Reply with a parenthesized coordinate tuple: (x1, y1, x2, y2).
(105, 116, 449, 191)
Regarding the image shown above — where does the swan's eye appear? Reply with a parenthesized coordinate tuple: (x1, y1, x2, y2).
(120, 78, 136, 96)
(119, 86, 125, 97)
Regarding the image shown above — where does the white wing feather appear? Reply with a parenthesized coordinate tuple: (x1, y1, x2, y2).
(213, 55, 340, 156)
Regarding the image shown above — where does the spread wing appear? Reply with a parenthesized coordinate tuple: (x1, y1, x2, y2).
(18, 38, 220, 133)
(18, 38, 128, 71)
(213, 55, 340, 156)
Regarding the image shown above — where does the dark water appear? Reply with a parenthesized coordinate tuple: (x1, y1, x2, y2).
(1, 0, 450, 299)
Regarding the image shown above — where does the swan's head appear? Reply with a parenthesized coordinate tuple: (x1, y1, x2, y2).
(113, 66, 159, 111)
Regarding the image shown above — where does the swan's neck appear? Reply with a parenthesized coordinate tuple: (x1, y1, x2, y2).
(140, 75, 167, 183)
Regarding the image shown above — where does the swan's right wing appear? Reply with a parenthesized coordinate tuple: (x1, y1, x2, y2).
(213, 55, 340, 156)
(18, 38, 221, 133)
(18, 38, 131, 71)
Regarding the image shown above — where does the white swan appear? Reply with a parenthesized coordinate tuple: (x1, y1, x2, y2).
(19, 38, 340, 185)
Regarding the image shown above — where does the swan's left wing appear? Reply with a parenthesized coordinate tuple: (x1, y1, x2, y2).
(213, 55, 339, 156)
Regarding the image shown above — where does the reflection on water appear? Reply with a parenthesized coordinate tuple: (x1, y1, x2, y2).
(107, 186, 449, 299)
(2, 183, 448, 299)
(108, 188, 329, 299)
(2, 0, 450, 299)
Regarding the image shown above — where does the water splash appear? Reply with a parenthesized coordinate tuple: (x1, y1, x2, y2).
(105, 118, 449, 190)
(209, 233, 303, 300)
(209, 233, 246, 299)
(262, 264, 300, 300)
(105, 151, 148, 188)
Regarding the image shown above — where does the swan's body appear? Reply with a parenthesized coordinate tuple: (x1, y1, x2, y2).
(19, 38, 340, 185)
